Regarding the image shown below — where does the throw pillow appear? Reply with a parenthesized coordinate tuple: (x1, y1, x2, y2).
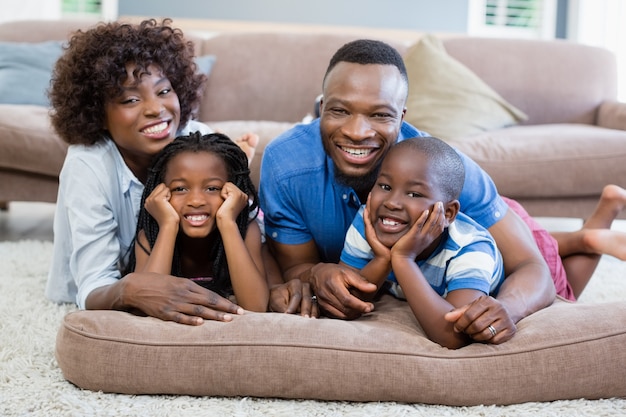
(0, 44, 215, 108)
(195, 54, 216, 76)
(404, 35, 527, 141)
(0, 41, 64, 106)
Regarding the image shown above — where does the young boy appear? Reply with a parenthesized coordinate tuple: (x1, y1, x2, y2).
(340, 136, 504, 349)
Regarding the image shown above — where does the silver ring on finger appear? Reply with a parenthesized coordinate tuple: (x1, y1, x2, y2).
(488, 324, 497, 338)
(311, 295, 317, 303)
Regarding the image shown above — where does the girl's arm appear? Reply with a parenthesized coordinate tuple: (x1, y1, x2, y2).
(134, 183, 180, 274)
(218, 183, 269, 312)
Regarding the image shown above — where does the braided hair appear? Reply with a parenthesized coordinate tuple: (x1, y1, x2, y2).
(131, 131, 258, 296)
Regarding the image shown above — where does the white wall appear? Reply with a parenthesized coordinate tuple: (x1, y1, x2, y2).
(118, 0, 470, 33)
(1, 0, 61, 23)
(567, 0, 626, 101)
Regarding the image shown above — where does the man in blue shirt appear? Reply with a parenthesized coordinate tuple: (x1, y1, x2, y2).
(260, 39, 555, 344)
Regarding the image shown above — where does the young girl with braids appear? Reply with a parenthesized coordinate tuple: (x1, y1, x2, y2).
(46, 19, 259, 324)
(132, 132, 269, 311)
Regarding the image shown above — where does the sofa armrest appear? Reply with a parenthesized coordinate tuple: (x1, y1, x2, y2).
(597, 100, 626, 131)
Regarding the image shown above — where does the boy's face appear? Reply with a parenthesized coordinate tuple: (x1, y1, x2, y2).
(164, 151, 228, 239)
(104, 64, 181, 178)
(368, 146, 446, 248)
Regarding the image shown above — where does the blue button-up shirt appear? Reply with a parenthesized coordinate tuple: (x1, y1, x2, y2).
(260, 118, 507, 263)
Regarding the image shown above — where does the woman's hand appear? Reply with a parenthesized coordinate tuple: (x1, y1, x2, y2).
(123, 272, 244, 324)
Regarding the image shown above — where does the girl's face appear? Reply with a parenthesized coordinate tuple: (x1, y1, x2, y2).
(164, 150, 228, 239)
(104, 64, 181, 181)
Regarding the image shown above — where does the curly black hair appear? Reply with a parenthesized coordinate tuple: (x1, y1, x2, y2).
(49, 18, 205, 146)
(130, 132, 259, 296)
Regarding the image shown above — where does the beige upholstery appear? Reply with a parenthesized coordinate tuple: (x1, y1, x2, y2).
(56, 296, 626, 405)
(1, 19, 626, 218)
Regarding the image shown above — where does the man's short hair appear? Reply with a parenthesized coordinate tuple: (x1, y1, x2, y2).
(323, 39, 408, 85)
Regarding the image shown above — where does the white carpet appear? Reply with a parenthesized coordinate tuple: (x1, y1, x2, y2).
(1, 239, 625, 417)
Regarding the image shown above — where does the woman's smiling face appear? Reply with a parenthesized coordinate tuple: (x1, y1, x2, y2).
(104, 64, 181, 180)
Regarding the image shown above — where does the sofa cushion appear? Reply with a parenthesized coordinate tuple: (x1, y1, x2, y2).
(55, 295, 626, 405)
(0, 104, 68, 177)
(207, 119, 295, 188)
(449, 123, 626, 199)
(403, 35, 527, 141)
(0, 41, 63, 106)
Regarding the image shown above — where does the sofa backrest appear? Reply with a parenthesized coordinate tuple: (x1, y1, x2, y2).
(196, 32, 407, 123)
(1, 19, 617, 127)
(442, 37, 617, 126)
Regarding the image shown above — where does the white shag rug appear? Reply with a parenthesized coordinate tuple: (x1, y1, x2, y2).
(1, 239, 625, 417)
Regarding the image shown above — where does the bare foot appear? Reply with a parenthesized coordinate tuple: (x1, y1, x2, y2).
(581, 228, 626, 260)
(582, 184, 626, 229)
(234, 132, 259, 165)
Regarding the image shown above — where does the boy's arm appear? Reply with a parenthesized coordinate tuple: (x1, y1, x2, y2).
(350, 202, 392, 300)
(392, 255, 480, 349)
(445, 210, 555, 343)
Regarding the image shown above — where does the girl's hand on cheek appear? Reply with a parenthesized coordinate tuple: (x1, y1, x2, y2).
(217, 182, 248, 225)
(144, 183, 179, 229)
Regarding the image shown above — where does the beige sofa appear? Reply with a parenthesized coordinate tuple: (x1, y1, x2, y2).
(1, 18, 626, 218)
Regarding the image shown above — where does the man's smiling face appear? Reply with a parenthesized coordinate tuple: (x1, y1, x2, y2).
(319, 62, 407, 193)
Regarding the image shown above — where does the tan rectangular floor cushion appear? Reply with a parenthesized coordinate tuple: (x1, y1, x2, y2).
(55, 295, 626, 405)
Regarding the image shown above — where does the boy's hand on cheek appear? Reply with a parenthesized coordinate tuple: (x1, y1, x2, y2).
(364, 196, 391, 261)
(392, 202, 446, 259)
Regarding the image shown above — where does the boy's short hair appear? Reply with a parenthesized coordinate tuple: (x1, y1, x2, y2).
(393, 136, 465, 201)
(49, 19, 204, 146)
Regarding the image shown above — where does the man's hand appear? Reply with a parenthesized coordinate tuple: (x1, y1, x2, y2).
(118, 272, 244, 325)
(268, 279, 319, 318)
(444, 295, 517, 344)
(309, 263, 377, 320)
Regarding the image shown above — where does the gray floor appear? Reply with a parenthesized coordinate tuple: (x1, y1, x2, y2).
(0, 202, 56, 241)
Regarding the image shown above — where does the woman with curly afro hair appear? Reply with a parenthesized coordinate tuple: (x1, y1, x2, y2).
(46, 19, 257, 324)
